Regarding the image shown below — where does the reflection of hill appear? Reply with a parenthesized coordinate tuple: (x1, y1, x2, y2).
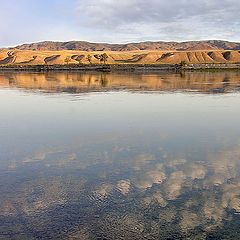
(1, 73, 240, 238)
(1, 71, 240, 93)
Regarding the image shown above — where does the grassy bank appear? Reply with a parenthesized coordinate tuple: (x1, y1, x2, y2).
(0, 63, 239, 72)
(0, 64, 180, 72)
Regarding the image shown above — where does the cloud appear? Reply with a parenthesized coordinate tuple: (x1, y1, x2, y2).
(0, 0, 240, 46)
(76, 0, 240, 42)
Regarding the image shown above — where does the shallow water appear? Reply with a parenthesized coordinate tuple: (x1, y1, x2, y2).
(1, 71, 240, 239)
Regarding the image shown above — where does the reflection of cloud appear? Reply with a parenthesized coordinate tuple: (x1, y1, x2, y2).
(142, 190, 167, 208)
(8, 160, 17, 170)
(203, 195, 225, 223)
(93, 183, 113, 200)
(132, 154, 155, 171)
(180, 210, 201, 232)
(98, 213, 145, 238)
(134, 169, 166, 190)
(3, 134, 240, 237)
(116, 180, 131, 195)
(22, 178, 67, 216)
(67, 228, 92, 240)
(159, 206, 177, 223)
(23, 151, 46, 163)
(229, 198, 240, 212)
(166, 158, 186, 168)
(186, 163, 206, 180)
(22, 148, 77, 168)
(222, 183, 240, 212)
(23, 148, 62, 163)
(0, 200, 16, 217)
(164, 171, 186, 200)
(204, 147, 240, 186)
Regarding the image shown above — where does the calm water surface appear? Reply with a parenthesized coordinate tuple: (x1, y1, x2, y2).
(1, 71, 240, 239)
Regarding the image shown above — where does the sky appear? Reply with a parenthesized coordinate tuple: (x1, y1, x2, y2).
(0, 0, 240, 47)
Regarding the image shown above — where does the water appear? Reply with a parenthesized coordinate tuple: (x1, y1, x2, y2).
(1, 71, 240, 239)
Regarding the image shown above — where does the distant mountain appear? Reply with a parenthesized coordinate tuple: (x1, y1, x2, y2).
(11, 40, 240, 51)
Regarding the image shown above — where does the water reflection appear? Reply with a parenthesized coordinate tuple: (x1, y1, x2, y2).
(1, 71, 240, 93)
(1, 72, 240, 239)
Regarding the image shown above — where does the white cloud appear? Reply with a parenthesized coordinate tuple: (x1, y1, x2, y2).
(76, 0, 240, 42)
(1, 0, 240, 46)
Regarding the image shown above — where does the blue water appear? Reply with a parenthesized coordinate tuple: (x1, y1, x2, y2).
(1, 72, 240, 239)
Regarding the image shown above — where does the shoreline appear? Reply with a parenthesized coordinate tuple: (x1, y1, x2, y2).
(0, 63, 239, 72)
(0, 64, 180, 72)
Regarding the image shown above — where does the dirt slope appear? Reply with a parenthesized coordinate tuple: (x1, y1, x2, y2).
(1, 49, 240, 65)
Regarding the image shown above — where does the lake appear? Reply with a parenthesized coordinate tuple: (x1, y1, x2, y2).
(1, 71, 240, 239)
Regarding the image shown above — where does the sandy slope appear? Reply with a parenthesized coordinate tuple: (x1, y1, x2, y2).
(0, 49, 240, 65)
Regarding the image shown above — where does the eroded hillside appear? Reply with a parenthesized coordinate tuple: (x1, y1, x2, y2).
(0, 49, 240, 65)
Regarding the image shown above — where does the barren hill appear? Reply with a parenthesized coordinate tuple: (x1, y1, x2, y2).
(1, 49, 240, 65)
(1, 40, 240, 66)
(11, 40, 240, 51)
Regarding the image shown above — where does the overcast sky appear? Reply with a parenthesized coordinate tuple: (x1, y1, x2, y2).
(0, 0, 239, 47)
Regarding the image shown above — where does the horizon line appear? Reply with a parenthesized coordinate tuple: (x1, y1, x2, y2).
(2, 38, 239, 49)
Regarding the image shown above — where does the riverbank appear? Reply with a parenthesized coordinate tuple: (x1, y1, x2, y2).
(184, 63, 240, 70)
(0, 63, 239, 72)
(0, 64, 180, 72)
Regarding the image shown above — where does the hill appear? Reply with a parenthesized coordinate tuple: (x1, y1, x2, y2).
(11, 40, 240, 51)
(1, 49, 240, 65)
(1, 40, 240, 66)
